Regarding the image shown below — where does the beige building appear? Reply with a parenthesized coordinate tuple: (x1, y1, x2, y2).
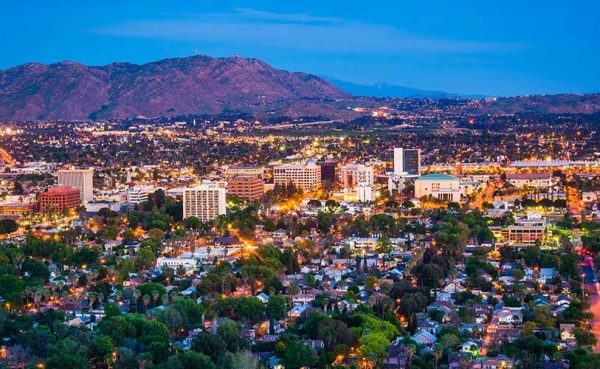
(183, 182, 227, 222)
(57, 168, 94, 202)
(223, 165, 265, 179)
(339, 164, 373, 189)
(415, 173, 461, 202)
(273, 160, 321, 192)
(506, 173, 552, 189)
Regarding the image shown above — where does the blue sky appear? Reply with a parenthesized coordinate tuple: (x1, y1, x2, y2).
(1, 0, 599, 96)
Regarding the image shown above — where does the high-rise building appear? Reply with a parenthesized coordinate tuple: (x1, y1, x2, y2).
(227, 175, 264, 201)
(317, 160, 338, 182)
(393, 148, 421, 176)
(39, 186, 81, 213)
(183, 182, 227, 222)
(339, 164, 373, 189)
(273, 160, 321, 192)
(57, 168, 94, 202)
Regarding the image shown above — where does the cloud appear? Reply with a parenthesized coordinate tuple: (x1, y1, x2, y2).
(93, 8, 522, 55)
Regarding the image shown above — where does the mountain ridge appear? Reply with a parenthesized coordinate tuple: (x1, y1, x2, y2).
(0, 55, 349, 121)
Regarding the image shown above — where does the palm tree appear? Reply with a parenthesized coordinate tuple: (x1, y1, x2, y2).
(97, 292, 105, 307)
(151, 290, 159, 308)
(133, 289, 141, 313)
(433, 343, 442, 369)
(88, 292, 97, 309)
(142, 295, 150, 313)
(405, 344, 416, 368)
(161, 294, 168, 306)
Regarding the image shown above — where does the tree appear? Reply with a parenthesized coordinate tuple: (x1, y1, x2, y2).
(169, 351, 216, 369)
(227, 351, 263, 369)
(440, 333, 460, 352)
(266, 295, 287, 321)
(192, 332, 228, 363)
(234, 297, 265, 323)
(281, 340, 318, 369)
(358, 332, 389, 362)
(157, 307, 183, 335)
(0, 219, 18, 234)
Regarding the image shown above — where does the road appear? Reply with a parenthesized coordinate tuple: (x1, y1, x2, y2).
(584, 257, 600, 352)
(587, 284, 600, 353)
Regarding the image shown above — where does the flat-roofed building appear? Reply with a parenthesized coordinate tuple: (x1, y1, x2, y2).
(339, 164, 373, 189)
(273, 160, 321, 192)
(415, 173, 461, 202)
(506, 173, 552, 189)
(183, 182, 227, 222)
(224, 165, 265, 179)
(228, 175, 264, 201)
(127, 185, 155, 204)
(39, 186, 81, 213)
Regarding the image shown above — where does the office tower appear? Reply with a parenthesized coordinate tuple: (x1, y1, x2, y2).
(39, 186, 81, 213)
(183, 182, 227, 222)
(273, 160, 321, 192)
(227, 175, 264, 201)
(317, 160, 338, 182)
(393, 148, 421, 176)
(339, 164, 374, 189)
(57, 168, 94, 202)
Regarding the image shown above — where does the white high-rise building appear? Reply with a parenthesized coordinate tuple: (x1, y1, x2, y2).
(273, 159, 321, 192)
(57, 168, 94, 202)
(339, 164, 373, 189)
(183, 182, 227, 222)
(393, 148, 421, 176)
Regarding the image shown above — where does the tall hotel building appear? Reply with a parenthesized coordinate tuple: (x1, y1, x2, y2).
(183, 182, 227, 222)
(57, 168, 94, 202)
(273, 160, 321, 192)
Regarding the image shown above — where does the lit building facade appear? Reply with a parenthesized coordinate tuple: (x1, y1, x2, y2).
(39, 186, 81, 213)
(57, 168, 94, 202)
(415, 173, 461, 202)
(183, 182, 227, 222)
(273, 160, 321, 192)
(227, 175, 264, 201)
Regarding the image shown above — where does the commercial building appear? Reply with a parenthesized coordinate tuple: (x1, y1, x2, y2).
(39, 186, 81, 213)
(415, 173, 461, 202)
(57, 168, 94, 202)
(273, 160, 321, 192)
(393, 148, 421, 176)
(224, 165, 265, 179)
(127, 185, 155, 204)
(183, 182, 227, 222)
(317, 160, 339, 182)
(506, 173, 552, 189)
(339, 164, 374, 189)
(227, 175, 264, 201)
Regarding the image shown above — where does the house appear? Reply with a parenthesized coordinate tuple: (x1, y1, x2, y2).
(382, 344, 409, 369)
(497, 307, 523, 325)
(559, 323, 576, 343)
(538, 268, 557, 284)
(412, 329, 437, 346)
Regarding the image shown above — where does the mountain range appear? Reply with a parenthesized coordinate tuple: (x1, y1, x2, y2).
(1, 55, 600, 121)
(324, 77, 481, 99)
(0, 55, 348, 121)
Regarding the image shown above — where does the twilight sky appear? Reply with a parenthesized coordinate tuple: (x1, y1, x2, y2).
(1, 0, 599, 96)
